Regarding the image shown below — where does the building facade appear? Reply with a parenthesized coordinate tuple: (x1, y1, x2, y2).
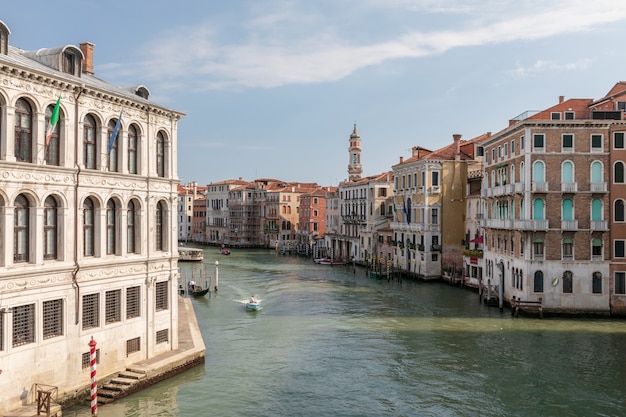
(481, 93, 622, 314)
(0, 21, 183, 413)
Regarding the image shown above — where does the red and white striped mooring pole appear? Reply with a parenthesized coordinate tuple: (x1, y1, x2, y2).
(89, 337, 98, 416)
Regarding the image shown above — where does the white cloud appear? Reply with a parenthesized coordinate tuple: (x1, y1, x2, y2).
(105, 0, 626, 91)
(510, 59, 593, 78)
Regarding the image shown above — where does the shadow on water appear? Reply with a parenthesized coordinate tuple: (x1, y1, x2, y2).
(67, 249, 626, 417)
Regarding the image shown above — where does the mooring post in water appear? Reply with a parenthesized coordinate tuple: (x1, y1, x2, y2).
(89, 337, 98, 416)
(214, 260, 219, 291)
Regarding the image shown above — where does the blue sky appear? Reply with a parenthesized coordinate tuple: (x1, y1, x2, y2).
(3, 1, 626, 185)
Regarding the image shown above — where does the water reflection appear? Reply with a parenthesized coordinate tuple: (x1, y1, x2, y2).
(65, 249, 626, 417)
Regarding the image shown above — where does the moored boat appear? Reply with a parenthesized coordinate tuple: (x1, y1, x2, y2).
(187, 281, 209, 297)
(179, 246, 204, 261)
(314, 258, 346, 265)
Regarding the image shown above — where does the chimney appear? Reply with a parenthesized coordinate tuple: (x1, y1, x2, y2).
(79, 42, 95, 75)
(559, 95, 565, 103)
(453, 134, 462, 160)
(399, 156, 404, 164)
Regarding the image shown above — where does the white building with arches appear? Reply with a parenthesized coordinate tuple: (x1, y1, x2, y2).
(0, 21, 184, 412)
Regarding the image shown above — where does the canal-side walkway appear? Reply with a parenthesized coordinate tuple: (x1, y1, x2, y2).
(3, 296, 206, 417)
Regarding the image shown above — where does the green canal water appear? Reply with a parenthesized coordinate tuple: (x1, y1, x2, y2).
(65, 249, 626, 417)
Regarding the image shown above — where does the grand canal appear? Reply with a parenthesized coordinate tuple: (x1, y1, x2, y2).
(65, 249, 626, 417)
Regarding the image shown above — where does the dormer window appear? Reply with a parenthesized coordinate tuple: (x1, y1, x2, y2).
(63, 52, 75, 75)
(0, 20, 9, 55)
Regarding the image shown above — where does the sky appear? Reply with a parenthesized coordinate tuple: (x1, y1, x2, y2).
(3, 1, 626, 186)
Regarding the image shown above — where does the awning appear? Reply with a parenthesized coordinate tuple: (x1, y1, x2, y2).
(469, 236, 484, 244)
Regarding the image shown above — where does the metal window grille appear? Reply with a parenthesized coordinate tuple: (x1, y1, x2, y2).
(126, 286, 140, 319)
(43, 299, 63, 339)
(126, 337, 140, 356)
(155, 281, 168, 311)
(156, 329, 169, 344)
(82, 293, 99, 330)
(12, 304, 35, 347)
(105, 290, 121, 324)
(81, 349, 100, 369)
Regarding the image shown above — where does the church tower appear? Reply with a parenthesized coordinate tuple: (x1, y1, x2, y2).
(348, 123, 362, 181)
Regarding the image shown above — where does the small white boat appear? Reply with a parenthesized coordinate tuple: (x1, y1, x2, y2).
(179, 246, 204, 261)
(245, 301, 262, 311)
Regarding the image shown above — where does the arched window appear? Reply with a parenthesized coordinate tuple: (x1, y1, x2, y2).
(591, 199, 603, 221)
(532, 198, 545, 220)
(14, 194, 29, 262)
(44, 196, 58, 260)
(615, 200, 625, 222)
(593, 271, 602, 294)
(510, 164, 515, 184)
(156, 201, 164, 251)
(562, 270, 573, 293)
(128, 124, 138, 174)
(533, 270, 544, 293)
(84, 197, 95, 256)
(127, 200, 136, 253)
(15, 98, 32, 162)
(156, 131, 165, 177)
(520, 162, 525, 184)
(615, 161, 625, 184)
(562, 198, 573, 221)
(107, 118, 121, 172)
(562, 161, 574, 183)
(533, 161, 545, 183)
(45, 102, 62, 166)
(106, 199, 116, 255)
(591, 161, 603, 183)
(84, 114, 97, 169)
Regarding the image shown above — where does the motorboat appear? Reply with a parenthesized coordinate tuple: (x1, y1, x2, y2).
(245, 299, 262, 311)
(178, 246, 204, 261)
(314, 258, 346, 265)
(220, 248, 231, 255)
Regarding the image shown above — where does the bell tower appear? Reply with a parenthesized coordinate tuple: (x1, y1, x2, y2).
(348, 123, 362, 181)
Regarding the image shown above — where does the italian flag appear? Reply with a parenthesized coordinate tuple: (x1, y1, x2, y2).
(45, 96, 61, 146)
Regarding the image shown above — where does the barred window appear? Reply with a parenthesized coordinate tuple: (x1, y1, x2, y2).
(12, 304, 35, 347)
(105, 290, 121, 324)
(126, 337, 140, 356)
(156, 329, 169, 344)
(81, 349, 100, 369)
(43, 299, 63, 339)
(156, 281, 168, 311)
(126, 286, 141, 319)
(82, 293, 99, 330)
